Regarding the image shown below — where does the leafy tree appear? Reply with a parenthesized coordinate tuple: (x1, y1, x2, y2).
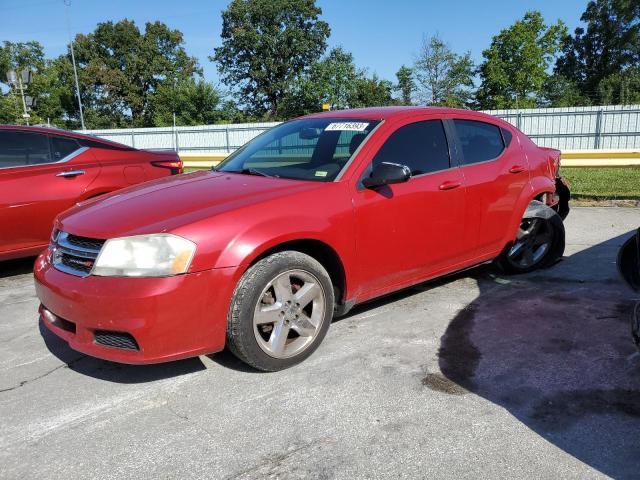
(598, 68, 640, 104)
(413, 35, 474, 107)
(476, 11, 566, 109)
(64, 19, 199, 128)
(151, 79, 225, 126)
(555, 0, 640, 103)
(541, 74, 590, 107)
(212, 0, 330, 119)
(351, 73, 394, 108)
(0, 41, 47, 124)
(280, 47, 358, 117)
(395, 65, 414, 105)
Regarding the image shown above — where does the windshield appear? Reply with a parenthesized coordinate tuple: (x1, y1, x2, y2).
(216, 118, 380, 182)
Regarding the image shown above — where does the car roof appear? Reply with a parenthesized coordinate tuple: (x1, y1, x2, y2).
(303, 106, 507, 124)
(0, 124, 134, 150)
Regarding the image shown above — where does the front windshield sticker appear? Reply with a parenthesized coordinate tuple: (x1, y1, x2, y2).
(314, 171, 328, 177)
(325, 122, 370, 132)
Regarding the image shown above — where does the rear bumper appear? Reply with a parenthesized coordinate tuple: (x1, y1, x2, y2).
(34, 251, 236, 364)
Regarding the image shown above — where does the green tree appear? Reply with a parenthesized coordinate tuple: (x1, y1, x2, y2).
(151, 79, 225, 126)
(0, 41, 47, 124)
(541, 75, 590, 107)
(555, 0, 640, 103)
(598, 68, 640, 104)
(395, 65, 414, 105)
(212, 0, 330, 119)
(280, 47, 358, 117)
(64, 19, 199, 128)
(476, 11, 566, 109)
(413, 35, 474, 107)
(351, 73, 394, 108)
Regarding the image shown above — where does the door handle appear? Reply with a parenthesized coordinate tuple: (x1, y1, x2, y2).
(439, 180, 462, 191)
(56, 170, 85, 178)
(509, 165, 525, 174)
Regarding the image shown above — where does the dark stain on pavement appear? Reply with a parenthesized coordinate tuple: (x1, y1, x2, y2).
(422, 372, 468, 395)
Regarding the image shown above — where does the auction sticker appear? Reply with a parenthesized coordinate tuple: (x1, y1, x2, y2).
(325, 122, 369, 132)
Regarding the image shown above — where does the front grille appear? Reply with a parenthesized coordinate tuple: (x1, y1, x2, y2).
(52, 231, 105, 277)
(66, 234, 105, 251)
(94, 330, 140, 351)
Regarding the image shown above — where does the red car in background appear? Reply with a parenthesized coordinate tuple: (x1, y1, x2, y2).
(35, 107, 570, 371)
(0, 125, 182, 261)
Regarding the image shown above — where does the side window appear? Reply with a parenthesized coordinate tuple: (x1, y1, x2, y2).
(454, 120, 505, 165)
(0, 131, 51, 168)
(371, 120, 450, 175)
(50, 136, 82, 161)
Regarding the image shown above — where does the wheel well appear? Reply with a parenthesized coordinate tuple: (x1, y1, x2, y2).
(249, 239, 347, 306)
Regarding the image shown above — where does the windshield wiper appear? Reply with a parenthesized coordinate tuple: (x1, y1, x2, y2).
(233, 168, 279, 178)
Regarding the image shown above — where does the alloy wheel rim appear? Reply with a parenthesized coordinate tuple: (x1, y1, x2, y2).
(507, 217, 553, 269)
(253, 269, 326, 359)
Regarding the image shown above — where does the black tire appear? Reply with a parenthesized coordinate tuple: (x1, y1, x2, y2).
(497, 200, 566, 274)
(226, 251, 335, 371)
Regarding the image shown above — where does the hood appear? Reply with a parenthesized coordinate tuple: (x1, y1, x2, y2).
(58, 170, 324, 239)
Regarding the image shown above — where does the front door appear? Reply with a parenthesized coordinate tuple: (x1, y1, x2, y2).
(351, 118, 468, 299)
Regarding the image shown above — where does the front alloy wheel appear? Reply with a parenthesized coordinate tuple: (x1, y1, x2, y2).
(253, 269, 326, 359)
(226, 251, 334, 371)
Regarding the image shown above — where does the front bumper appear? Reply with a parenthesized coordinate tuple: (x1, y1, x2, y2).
(34, 251, 237, 364)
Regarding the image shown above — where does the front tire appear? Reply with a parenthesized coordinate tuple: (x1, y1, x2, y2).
(497, 200, 565, 274)
(226, 251, 335, 371)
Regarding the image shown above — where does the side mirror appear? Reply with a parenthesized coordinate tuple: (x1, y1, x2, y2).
(362, 162, 411, 189)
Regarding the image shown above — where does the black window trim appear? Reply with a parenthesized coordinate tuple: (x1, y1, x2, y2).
(451, 118, 508, 167)
(357, 118, 455, 189)
(0, 131, 89, 170)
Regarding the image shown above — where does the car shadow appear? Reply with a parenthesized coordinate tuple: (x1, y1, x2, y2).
(0, 256, 36, 278)
(426, 231, 640, 479)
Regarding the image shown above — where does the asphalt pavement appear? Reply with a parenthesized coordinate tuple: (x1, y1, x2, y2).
(1, 207, 639, 479)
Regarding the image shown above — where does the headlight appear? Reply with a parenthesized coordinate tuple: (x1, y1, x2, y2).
(92, 234, 196, 277)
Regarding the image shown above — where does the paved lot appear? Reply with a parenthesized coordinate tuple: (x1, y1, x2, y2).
(1, 207, 639, 479)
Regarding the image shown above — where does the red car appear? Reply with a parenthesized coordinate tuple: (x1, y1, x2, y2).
(35, 107, 570, 371)
(0, 125, 182, 261)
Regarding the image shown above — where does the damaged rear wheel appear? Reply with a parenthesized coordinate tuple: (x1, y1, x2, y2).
(498, 200, 565, 274)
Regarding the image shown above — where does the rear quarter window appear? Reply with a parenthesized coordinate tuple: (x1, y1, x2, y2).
(454, 120, 505, 165)
(50, 136, 82, 161)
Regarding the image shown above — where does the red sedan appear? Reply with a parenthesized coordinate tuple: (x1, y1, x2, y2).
(35, 107, 570, 371)
(0, 125, 182, 261)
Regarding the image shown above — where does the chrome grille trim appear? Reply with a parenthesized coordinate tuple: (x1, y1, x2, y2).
(51, 231, 105, 277)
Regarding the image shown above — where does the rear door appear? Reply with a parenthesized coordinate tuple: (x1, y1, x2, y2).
(0, 130, 100, 255)
(351, 117, 468, 298)
(450, 118, 527, 256)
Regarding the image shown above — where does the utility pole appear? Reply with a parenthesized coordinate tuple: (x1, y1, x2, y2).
(64, 0, 86, 130)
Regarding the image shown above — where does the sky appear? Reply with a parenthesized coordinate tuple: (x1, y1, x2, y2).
(0, 0, 589, 87)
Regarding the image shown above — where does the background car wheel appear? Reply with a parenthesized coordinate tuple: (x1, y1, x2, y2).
(498, 200, 565, 274)
(226, 251, 335, 371)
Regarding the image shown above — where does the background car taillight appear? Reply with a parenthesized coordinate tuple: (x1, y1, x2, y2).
(151, 159, 183, 175)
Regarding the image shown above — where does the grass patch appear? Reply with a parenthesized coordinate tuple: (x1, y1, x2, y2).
(561, 167, 640, 199)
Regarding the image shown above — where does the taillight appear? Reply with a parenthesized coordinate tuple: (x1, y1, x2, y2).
(151, 160, 183, 175)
